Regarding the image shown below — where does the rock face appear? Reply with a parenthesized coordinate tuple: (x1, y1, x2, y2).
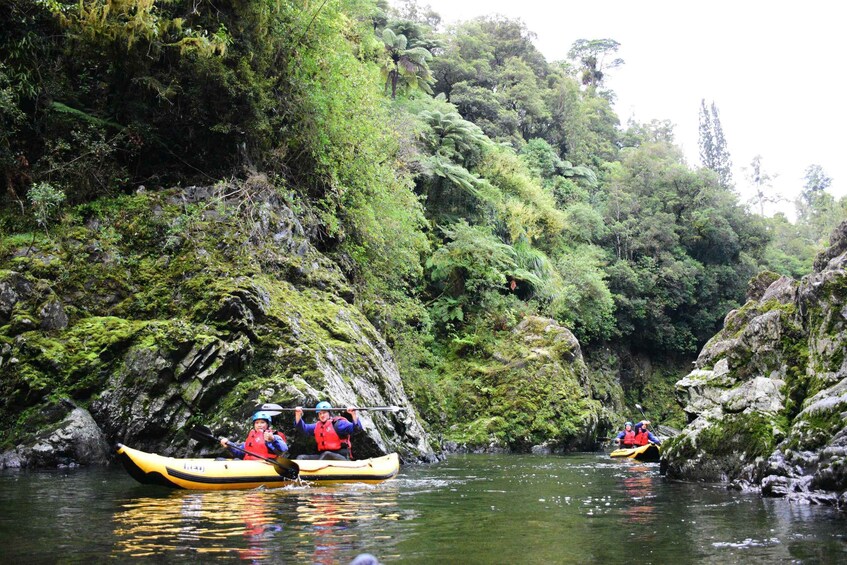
(1, 401, 110, 468)
(442, 315, 611, 453)
(0, 181, 436, 468)
(664, 222, 847, 508)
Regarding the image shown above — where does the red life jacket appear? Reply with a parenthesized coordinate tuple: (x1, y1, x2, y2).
(634, 429, 650, 446)
(242, 429, 287, 460)
(620, 430, 636, 447)
(314, 417, 352, 454)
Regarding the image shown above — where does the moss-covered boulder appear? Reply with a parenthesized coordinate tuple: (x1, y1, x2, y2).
(663, 221, 847, 508)
(0, 180, 436, 467)
(441, 316, 612, 452)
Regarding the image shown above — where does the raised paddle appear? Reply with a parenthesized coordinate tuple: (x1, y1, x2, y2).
(257, 403, 405, 414)
(189, 424, 299, 479)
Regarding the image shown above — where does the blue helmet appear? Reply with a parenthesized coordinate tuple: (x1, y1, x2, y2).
(315, 401, 333, 411)
(625, 421, 632, 427)
(252, 411, 273, 423)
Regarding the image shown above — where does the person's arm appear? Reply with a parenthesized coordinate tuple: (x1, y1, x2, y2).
(334, 414, 363, 436)
(221, 439, 246, 459)
(295, 418, 315, 434)
(267, 432, 288, 455)
(347, 407, 363, 433)
(649, 432, 661, 445)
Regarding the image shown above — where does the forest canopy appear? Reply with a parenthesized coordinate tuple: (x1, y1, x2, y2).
(1, 0, 843, 388)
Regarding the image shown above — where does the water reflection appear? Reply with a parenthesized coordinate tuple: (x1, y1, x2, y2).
(2, 457, 844, 564)
(111, 483, 405, 562)
(239, 493, 284, 563)
(113, 490, 247, 558)
(619, 463, 657, 525)
(288, 486, 406, 564)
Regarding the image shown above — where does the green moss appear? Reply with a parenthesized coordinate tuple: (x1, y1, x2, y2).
(624, 364, 688, 430)
(423, 318, 608, 451)
(446, 416, 507, 445)
(696, 412, 779, 459)
(15, 317, 146, 396)
(786, 403, 846, 451)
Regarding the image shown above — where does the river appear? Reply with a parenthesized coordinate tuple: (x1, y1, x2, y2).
(1, 453, 844, 563)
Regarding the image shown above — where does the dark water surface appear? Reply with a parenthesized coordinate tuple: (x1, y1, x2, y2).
(1, 453, 844, 563)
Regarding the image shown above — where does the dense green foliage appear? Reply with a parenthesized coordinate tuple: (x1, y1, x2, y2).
(2, 0, 844, 447)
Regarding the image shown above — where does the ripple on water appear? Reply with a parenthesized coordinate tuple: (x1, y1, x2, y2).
(712, 537, 781, 549)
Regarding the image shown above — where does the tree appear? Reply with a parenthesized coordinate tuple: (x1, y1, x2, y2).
(698, 100, 714, 167)
(698, 100, 733, 188)
(391, 0, 442, 28)
(600, 139, 764, 354)
(381, 28, 433, 98)
(745, 155, 781, 216)
(420, 109, 489, 164)
(800, 164, 832, 207)
(567, 39, 624, 89)
(794, 164, 844, 248)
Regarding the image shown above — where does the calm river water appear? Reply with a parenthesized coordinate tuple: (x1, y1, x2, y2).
(0, 453, 844, 563)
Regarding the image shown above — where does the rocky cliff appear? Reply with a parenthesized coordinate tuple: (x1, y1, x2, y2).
(0, 179, 436, 468)
(663, 221, 847, 509)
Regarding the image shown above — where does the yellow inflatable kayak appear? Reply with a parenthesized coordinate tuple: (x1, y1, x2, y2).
(116, 444, 400, 490)
(609, 443, 660, 462)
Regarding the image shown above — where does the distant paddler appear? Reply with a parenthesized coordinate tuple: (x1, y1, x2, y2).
(633, 420, 662, 445)
(614, 421, 636, 448)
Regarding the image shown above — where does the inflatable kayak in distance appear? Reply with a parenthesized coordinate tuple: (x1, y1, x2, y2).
(609, 443, 660, 462)
(116, 444, 400, 490)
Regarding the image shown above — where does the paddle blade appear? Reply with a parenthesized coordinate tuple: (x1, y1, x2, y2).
(273, 457, 300, 479)
(189, 425, 217, 443)
(257, 403, 283, 416)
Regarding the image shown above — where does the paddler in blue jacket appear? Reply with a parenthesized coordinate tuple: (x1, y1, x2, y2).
(294, 401, 363, 460)
(633, 420, 662, 445)
(220, 411, 288, 459)
(614, 421, 636, 447)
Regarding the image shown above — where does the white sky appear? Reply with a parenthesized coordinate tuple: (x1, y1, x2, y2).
(409, 0, 846, 218)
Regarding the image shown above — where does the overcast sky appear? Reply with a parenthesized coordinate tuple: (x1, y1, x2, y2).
(407, 0, 846, 218)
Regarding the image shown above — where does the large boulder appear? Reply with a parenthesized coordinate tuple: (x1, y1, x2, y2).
(1, 400, 110, 469)
(663, 221, 847, 508)
(441, 316, 611, 453)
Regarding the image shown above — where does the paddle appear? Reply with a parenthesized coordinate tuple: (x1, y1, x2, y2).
(189, 425, 299, 479)
(257, 403, 405, 415)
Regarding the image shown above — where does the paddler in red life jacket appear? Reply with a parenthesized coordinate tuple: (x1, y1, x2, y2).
(294, 401, 363, 461)
(614, 421, 636, 448)
(633, 420, 662, 446)
(220, 411, 289, 460)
